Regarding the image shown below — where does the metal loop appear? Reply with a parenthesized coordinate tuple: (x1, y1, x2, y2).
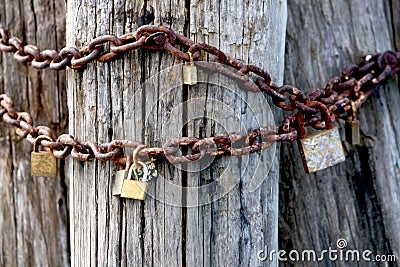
(14, 50, 34, 63)
(135, 25, 177, 47)
(70, 46, 102, 69)
(133, 145, 147, 168)
(0, 25, 10, 43)
(110, 35, 146, 54)
(8, 37, 23, 52)
(88, 35, 123, 52)
(34, 135, 54, 153)
(24, 44, 40, 58)
(296, 101, 333, 139)
(127, 161, 148, 182)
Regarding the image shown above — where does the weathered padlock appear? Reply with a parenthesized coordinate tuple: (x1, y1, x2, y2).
(120, 145, 149, 200)
(120, 161, 149, 200)
(31, 135, 58, 177)
(112, 154, 132, 196)
(297, 102, 346, 173)
(183, 51, 197, 85)
(345, 101, 360, 145)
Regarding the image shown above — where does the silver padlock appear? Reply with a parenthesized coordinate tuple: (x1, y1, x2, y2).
(297, 102, 346, 173)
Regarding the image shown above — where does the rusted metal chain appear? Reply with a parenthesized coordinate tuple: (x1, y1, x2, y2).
(0, 93, 281, 165)
(0, 24, 399, 167)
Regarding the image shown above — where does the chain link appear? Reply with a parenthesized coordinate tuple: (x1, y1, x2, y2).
(0, 24, 399, 167)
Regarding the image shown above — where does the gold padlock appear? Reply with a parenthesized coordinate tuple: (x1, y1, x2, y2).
(31, 135, 58, 177)
(112, 154, 132, 196)
(297, 102, 346, 173)
(183, 51, 197, 85)
(120, 161, 149, 200)
(345, 101, 360, 145)
(120, 145, 149, 200)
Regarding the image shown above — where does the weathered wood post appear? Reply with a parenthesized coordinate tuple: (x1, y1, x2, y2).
(0, 0, 69, 266)
(66, 0, 286, 266)
(280, 0, 400, 266)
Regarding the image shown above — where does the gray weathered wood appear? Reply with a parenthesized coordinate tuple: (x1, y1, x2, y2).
(186, 1, 286, 267)
(0, 0, 69, 266)
(280, 0, 400, 266)
(67, 0, 286, 266)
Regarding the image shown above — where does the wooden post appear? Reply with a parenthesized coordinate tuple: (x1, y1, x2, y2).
(0, 0, 69, 266)
(66, 0, 286, 266)
(279, 0, 400, 264)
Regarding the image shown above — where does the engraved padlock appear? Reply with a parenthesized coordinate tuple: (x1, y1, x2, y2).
(183, 51, 197, 85)
(120, 145, 149, 200)
(297, 102, 346, 173)
(31, 135, 58, 177)
(345, 101, 360, 145)
(112, 154, 132, 196)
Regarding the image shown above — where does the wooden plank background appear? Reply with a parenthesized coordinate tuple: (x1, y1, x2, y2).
(66, 0, 286, 266)
(0, 0, 399, 266)
(279, 0, 400, 266)
(0, 0, 69, 266)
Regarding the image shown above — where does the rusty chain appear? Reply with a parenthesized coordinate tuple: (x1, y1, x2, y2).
(0, 24, 399, 168)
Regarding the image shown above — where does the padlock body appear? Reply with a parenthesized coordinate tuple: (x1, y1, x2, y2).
(120, 180, 148, 200)
(346, 120, 360, 145)
(112, 170, 127, 196)
(31, 151, 57, 177)
(183, 64, 198, 85)
(297, 127, 345, 173)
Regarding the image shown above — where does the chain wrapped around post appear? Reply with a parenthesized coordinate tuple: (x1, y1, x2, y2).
(0, 24, 399, 168)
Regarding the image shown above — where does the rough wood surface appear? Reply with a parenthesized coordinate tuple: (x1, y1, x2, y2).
(186, 1, 286, 267)
(279, 0, 400, 266)
(66, 0, 286, 266)
(0, 0, 69, 266)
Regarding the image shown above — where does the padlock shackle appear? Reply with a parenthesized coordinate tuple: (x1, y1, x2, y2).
(186, 51, 194, 66)
(132, 145, 147, 168)
(296, 101, 334, 139)
(127, 161, 149, 182)
(33, 135, 54, 153)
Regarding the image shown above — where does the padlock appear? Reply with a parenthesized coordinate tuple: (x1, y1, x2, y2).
(120, 161, 149, 200)
(345, 101, 360, 145)
(112, 155, 132, 196)
(183, 51, 197, 85)
(297, 102, 346, 173)
(31, 135, 58, 177)
(120, 145, 149, 200)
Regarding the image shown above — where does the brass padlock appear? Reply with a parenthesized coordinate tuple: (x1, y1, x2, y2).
(345, 101, 360, 145)
(120, 161, 149, 200)
(297, 102, 346, 173)
(112, 155, 132, 196)
(183, 51, 197, 85)
(120, 145, 149, 200)
(31, 135, 58, 177)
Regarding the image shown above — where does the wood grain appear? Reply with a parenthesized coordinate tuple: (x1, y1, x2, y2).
(280, 0, 400, 266)
(186, 1, 286, 267)
(67, 0, 286, 266)
(0, 0, 69, 266)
